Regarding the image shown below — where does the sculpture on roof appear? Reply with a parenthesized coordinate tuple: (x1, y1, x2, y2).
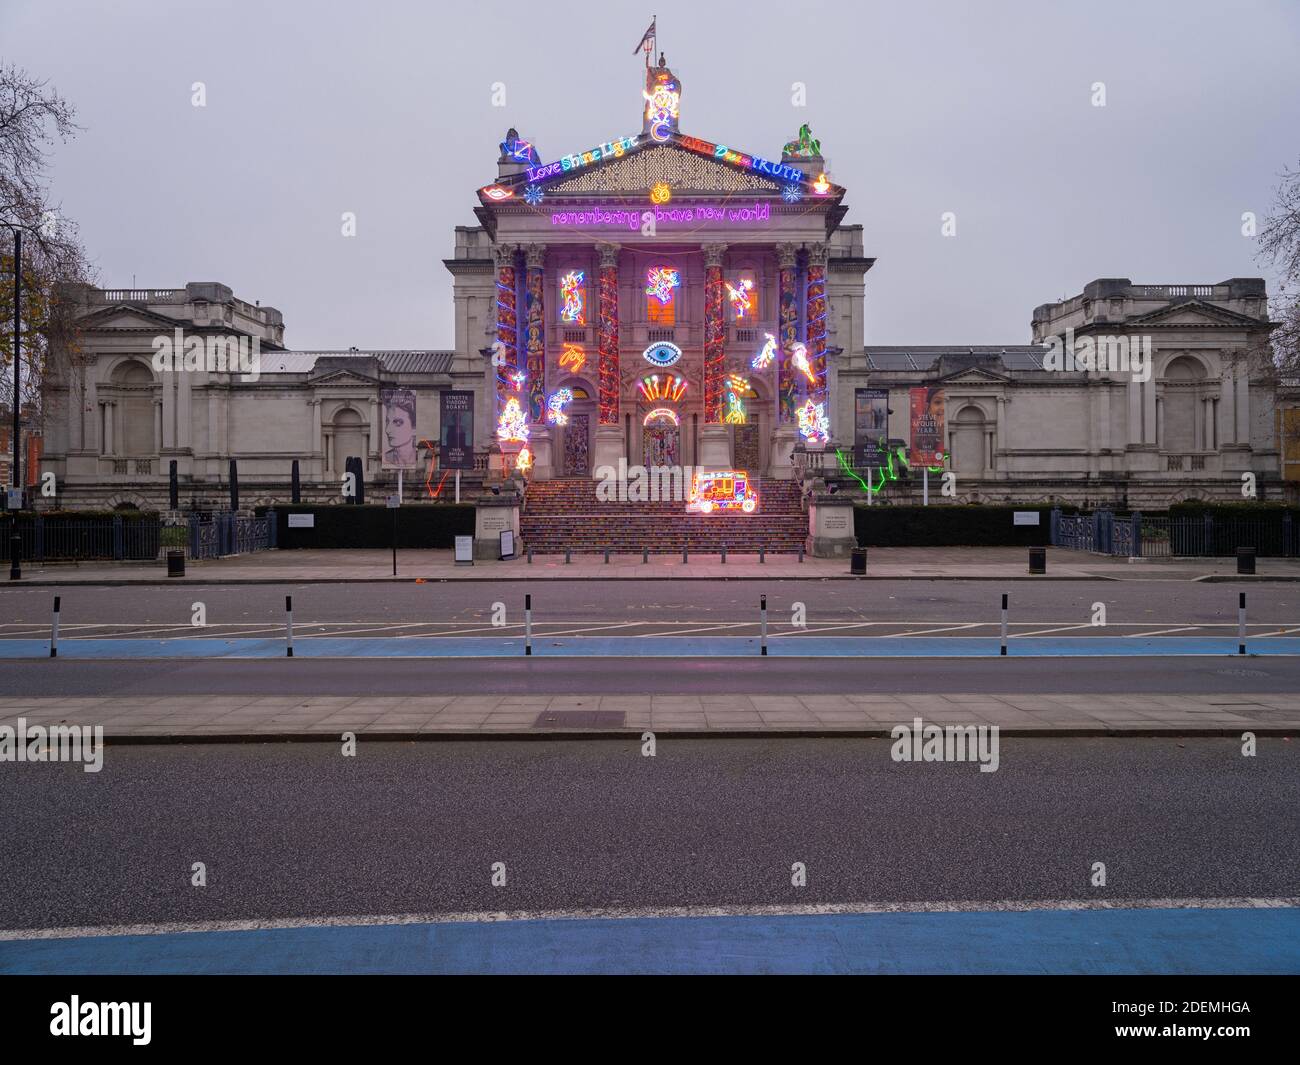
(782, 123, 822, 159)
(499, 128, 540, 165)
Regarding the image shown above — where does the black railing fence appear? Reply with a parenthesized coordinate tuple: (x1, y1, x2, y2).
(1, 511, 277, 563)
(1051, 508, 1298, 558)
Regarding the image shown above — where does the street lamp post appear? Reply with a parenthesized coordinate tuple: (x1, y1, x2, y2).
(8, 227, 20, 579)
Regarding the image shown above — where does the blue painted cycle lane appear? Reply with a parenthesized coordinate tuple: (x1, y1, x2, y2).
(4, 905, 1298, 974)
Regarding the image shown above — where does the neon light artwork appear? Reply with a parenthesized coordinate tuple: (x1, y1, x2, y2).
(546, 388, 574, 425)
(642, 341, 682, 367)
(481, 185, 514, 201)
(796, 398, 830, 444)
(645, 266, 681, 304)
(726, 278, 755, 319)
(559, 270, 585, 324)
(751, 333, 778, 370)
(598, 260, 619, 424)
(782, 123, 821, 159)
(523, 184, 544, 206)
(650, 181, 672, 205)
(638, 374, 687, 403)
(790, 341, 816, 384)
(687, 469, 758, 515)
(497, 397, 530, 443)
(812, 173, 831, 195)
(515, 446, 533, 473)
(676, 133, 805, 185)
(704, 263, 725, 423)
(500, 130, 540, 165)
(550, 202, 772, 229)
(781, 184, 803, 204)
(643, 407, 679, 426)
(644, 73, 680, 143)
(508, 370, 527, 391)
(523, 134, 642, 186)
(559, 343, 586, 374)
(723, 374, 749, 425)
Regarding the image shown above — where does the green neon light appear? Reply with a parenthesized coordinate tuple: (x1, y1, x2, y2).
(835, 440, 949, 498)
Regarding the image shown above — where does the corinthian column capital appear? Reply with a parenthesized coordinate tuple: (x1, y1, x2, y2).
(777, 243, 798, 269)
(702, 243, 728, 269)
(493, 244, 518, 268)
(597, 242, 621, 268)
(524, 243, 546, 270)
(806, 242, 829, 268)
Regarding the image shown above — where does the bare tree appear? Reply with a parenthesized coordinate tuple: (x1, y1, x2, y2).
(0, 62, 94, 421)
(1257, 157, 1300, 377)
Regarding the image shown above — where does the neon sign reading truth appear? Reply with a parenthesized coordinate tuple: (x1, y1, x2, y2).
(676, 133, 806, 184)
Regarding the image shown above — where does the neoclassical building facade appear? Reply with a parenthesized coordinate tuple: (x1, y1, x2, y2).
(39, 59, 1290, 510)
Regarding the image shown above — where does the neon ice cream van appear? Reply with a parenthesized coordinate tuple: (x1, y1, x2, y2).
(686, 469, 758, 514)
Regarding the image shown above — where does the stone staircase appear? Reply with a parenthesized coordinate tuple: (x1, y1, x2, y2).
(520, 477, 807, 553)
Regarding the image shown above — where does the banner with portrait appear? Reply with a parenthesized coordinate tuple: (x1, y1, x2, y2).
(909, 387, 946, 467)
(380, 388, 419, 470)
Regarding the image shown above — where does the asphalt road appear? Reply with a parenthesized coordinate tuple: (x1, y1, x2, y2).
(1, 738, 1295, 931)
(3, 656, 1298, 695)
(1, 579, 1294, 632)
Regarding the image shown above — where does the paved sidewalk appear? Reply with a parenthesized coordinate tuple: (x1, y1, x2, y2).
(11, 547, 1300, 584)
(3, 692, 1297, 738)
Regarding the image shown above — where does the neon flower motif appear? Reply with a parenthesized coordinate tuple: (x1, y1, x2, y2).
(812, 173, 830, 195)
(751, 333, 778, 370)
(790, 341, 816, 384)
(497, 397, 530, 443)
(781, 184, 803, 204)
(559, 343, 586, 373)
(645, 266, 681, 304)
(515, 446, 533, 473)
(523, 184, 544, 205)
(560, 271, 585, 324)
(547, 388, 574, 425)
(726, 278, 755, 319)
(796, 398, 829, 443)
(482, 185, 514, 201)
(723, 374, 749, 425)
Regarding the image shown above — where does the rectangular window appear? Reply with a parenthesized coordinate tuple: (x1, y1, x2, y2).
(645, 266, 679, 326)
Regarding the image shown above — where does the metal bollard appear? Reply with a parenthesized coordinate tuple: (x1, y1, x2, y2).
(565, 548, 571, 565)
(286, 594, 294, 657)
(1000, 593, 1008, 656)
(525, 593, 532, 656)
(1238, 592, 1246, 656)
(604, 548, 610, 565)
(683, 545, 688, 564)
(760, 594, 768, 656)
(527, 547, 533, 565)
(50, 595, 60, 658)
(798, 544, 804, 564)
(643, 547, 648, 564)
(760, 544, 766, 564)
(721, 544, 727, 565)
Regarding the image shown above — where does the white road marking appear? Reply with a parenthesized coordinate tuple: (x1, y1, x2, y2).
(872, 623, 989, 638)
(1010, 623, 1101, 638)
(2, 896, 1294, 942)
(1252, 626, 1300, 638)
(1124, 626, 1201, 638)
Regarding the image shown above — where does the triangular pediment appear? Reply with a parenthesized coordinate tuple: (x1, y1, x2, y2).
(1126, 300, 1263, 329)
(939, 366, 1010, 385)
(77, 305, 188, 331)
(549, 143, 783, 195)
(311, 369, 379, 386)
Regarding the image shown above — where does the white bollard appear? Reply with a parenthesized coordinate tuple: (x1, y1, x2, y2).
(286, 594, 294, 658)
(525, 593, 532, 657)
(1238, 592, 1246, 656)
(760, 595, 768, 657)
(1000, 593, 1008, 657)
(50, 595, 61, 658)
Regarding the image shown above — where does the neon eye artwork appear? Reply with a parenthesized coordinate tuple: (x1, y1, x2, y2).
(723, 374, 749, 425)
(497, 397, 530, 443)
(560, 271, 585, 324)
(790, 341, 817, 384)
(796, 398, 829, 444)
(726, 278, 754, 319)
(559, 343, 586, 374)
(546, 388, 574, 425)
(751, 333, 777, 370)
(638, 374, 688, 403)
(645, 266, 680, 305)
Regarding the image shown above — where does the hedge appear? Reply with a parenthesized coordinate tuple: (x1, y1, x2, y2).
(853, 504, 1073, 547)
(256, 503, 475, 549)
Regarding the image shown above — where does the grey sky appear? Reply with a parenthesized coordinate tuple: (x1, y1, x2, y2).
(5, 0, 1299, 350)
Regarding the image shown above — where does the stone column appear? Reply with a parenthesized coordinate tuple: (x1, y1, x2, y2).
(1127, 378, 1141, 447)
(103, 401, 114, 455)
(311, 398, 322, 457)
(154, 399, 163, 454)
(806, 242, 829, 412)
(1142, 374, 1157, 445)
(699, 242, 731, 468)
(1219, 371, 1235, 449)
(161, 369, 175, 449)
(524, 243, 553, 480)
(776, 243, 799, 424)
(995, 395, 1008, 475)
(177, 367, 192, 451)
(368, 395, 380, 475)
(592, 243, 624, 475)
(1235, 364, 1250, 445)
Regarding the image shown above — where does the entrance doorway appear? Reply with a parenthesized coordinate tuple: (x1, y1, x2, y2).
(564, 413, 590, 475)
(643, 423, 680, 467)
